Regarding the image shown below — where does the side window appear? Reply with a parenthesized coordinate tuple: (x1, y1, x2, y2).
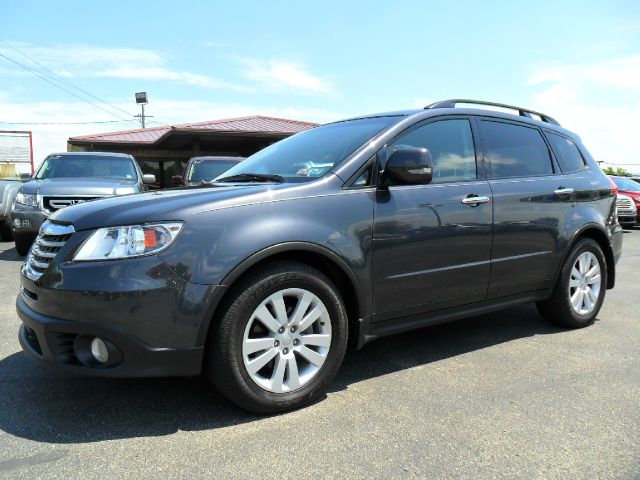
(352, 162, 374, 187)
(483, 121, 553, 178)
(388, 119, 477, 183)
(545, 131, 586, 173)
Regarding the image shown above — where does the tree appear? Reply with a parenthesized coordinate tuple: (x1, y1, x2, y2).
(602, 166, 631, 177)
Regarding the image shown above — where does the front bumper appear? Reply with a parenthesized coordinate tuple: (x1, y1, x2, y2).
(17, 295, 203, 377)
(10, 205, 46, 235)
(16, 250, 222, 378)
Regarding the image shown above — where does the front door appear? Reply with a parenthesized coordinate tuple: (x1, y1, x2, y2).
(372, 118, 493, 322)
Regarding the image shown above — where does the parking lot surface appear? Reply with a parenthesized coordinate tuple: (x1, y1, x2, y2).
(0, 230, 638, 479)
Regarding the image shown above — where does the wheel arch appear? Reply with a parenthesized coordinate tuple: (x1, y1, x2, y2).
(197, 241, 366, 350)
(561, 224, 616, 289)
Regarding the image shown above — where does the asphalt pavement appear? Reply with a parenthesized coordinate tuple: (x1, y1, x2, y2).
(0, 229, 638, 479)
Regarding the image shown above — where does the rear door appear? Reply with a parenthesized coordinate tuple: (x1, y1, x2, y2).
(479, 119, 574, 298)
(372, 117, 493, 321)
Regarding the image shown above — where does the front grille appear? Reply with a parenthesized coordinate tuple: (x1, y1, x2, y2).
(43, 196, 101, 213)
(23, 221, 75, 281)
(617, 197, 634, 209)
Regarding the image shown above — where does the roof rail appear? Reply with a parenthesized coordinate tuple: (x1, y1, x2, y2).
(425, 99, 561, 126)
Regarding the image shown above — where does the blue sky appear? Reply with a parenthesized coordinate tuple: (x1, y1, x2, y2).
(1, 0, 639, 172)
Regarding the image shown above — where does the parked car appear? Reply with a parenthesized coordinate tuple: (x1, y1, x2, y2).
(16, 99, 622, 414)
(630, 177, 640, 184)
(0, 174, 30, 241)
(608, 175, 640, 224)
(11, 152, 154, 255)
(615, 194, 637, 226)
(172, 156, 243, 187)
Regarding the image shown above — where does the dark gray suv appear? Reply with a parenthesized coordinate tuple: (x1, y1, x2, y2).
(16, 100, 623, 414)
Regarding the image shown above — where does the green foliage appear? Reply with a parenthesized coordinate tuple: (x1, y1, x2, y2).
(602, 166, 631, 177)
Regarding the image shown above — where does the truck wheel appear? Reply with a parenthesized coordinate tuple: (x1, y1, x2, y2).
(207, 262, 348, 414)
(536, 238, 607, 328)
(14, 233, 33, 256)
(0, 221, 13, 241)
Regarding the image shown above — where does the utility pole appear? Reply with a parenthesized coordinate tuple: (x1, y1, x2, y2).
(134, 92, 152, 128)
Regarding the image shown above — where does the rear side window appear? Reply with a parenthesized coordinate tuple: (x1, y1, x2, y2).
(483, 121, 553, 178)
(389, 119, 477, 183)
(545, 132, 586, 173)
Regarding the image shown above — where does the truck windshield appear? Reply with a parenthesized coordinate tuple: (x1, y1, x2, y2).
(215, 116, 401, 183)
(36, 155, 138, 181)
(188, 160, 239, 183)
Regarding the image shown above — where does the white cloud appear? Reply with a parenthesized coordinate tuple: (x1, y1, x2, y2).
(239, 59, 334, 96)
(1, 43, 236, 90)
(528, 55, 640, 173)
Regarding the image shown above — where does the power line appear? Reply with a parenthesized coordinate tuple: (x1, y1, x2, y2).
(0, 41, 137, 120)
(0, 50, 138, 124)
(0, 120, 136, 125)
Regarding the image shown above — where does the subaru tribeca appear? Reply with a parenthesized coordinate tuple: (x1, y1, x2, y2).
(16, 99, 623, 414)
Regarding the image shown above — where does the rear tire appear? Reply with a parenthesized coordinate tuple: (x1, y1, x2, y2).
(206, 262, 348, 414)
(14, 233, 33, 256)
(536, 238, 607, 328)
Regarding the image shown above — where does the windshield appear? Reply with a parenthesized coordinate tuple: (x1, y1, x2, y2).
(215, 116, 401, 183)
(36, 155, 138, 181)
(188, 159, 239, 183)
(612, 176, 640, 192)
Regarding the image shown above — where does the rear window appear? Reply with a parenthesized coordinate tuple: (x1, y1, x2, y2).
(483, 121, 553, 179)
(545, 132, 585, 173)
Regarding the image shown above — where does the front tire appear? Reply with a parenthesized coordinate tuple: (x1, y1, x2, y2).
(537, 238, 607, 328)
(14, 233, 33, 256)
(207, 262, 348, 414)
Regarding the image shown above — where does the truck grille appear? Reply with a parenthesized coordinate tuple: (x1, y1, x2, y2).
(616, 196, 634, 209)
(23, 221, 75, 281)
(42, 196, 102, 213)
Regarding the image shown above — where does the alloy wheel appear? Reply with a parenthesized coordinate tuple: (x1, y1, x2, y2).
(568, 251, 602, 315)
(242, 288, 332, 393)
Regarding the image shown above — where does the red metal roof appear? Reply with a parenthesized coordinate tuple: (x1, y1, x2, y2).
(69, 115, 318, 145)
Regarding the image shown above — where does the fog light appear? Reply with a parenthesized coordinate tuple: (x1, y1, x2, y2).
(13, 218, 21, 227)
(22, 219, 31, 227)
(90, 338, 109, 363)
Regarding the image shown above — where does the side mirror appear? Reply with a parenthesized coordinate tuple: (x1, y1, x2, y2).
(381, 147, 433, 187)
(171, 174, 183, 184)
(20, 173, 32, 181)
(142, 174, 156, 185)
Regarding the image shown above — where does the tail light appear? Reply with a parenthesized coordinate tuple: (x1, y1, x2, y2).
(609, 178, 618, 198)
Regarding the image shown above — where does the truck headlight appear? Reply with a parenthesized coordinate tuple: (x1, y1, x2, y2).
(15, 193, 38, 208)
(73, 222, 183, 261)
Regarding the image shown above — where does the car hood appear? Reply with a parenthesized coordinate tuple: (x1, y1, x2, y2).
(50, 183, 284, 231)
(20, 177, 139, 196)
(618, 189, 640, 198)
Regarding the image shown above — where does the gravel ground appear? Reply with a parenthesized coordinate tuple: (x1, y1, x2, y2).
(0, 229, 638, 479)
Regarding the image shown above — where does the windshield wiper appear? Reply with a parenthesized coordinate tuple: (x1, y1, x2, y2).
(215, 173, 285, 183)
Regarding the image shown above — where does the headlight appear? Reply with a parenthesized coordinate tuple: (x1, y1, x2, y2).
(15, 192, 38, 207)
(73, 222, 183, 261)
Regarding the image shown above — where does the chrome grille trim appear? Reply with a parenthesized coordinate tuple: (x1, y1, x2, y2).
(22, 220, 75, 281)
(36, 238, 66, 248)
(40, 222, 75, 236)
(42, 195, 108, 214)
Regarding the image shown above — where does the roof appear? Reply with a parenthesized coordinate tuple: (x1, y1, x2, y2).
(68, 115, 319, 145)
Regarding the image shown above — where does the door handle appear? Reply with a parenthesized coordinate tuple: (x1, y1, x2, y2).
(461, 194, 491, 206)
(554, 187, 574, 195)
